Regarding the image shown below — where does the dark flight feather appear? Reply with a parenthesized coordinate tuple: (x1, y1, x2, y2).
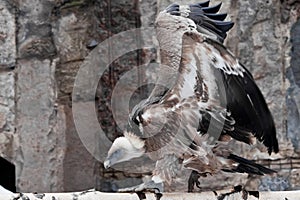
(204, 38, 279, 154)
(195, 1, 210, 7)
(201, 2, 222, 13)
(204, 13, 227, 21)
(188, 2, 233, 42)
(227, 154, 276, 175)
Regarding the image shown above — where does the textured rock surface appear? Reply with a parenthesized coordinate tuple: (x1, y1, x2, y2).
(16, 58, 60, 192)
(287, 18, 300, 153)
(0, 0, 299, 193)
(14, 0, 63, 192)
(0, 0, 17, 190)
(52, 13, 88, 63)
(0, 72, 15, 133)
(0, 1, 16, 69)
(52, 1, 96, 192)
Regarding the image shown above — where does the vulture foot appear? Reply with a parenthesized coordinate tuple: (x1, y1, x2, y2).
(216, 185, 259, 200)
(188, 170, 201, 192)
(188, 170, 211, 192)
(118, 180, 163, 200)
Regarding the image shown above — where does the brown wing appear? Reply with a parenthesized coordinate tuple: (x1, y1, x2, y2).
(173, 31, 279, 154)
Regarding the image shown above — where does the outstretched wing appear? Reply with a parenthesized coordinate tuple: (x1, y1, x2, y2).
(163, 30, 278, 154)
(130, 1, 278, 155)
(131, 2, 235, 127)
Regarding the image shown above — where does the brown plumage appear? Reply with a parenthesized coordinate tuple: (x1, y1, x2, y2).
(104, 1, 279, 192)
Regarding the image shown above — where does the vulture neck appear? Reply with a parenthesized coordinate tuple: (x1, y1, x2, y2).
(151, 13, 191, 98)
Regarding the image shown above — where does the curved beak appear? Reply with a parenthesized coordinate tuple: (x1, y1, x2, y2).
(104, 159, 110, 169)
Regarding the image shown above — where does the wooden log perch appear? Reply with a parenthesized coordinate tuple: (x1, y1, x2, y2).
(0, 189, 299, 200)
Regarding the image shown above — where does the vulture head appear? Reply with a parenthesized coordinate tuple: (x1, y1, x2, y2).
(104, 132, 145, 169)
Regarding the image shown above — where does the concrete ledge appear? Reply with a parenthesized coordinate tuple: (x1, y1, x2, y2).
(0, 189, 299, 200)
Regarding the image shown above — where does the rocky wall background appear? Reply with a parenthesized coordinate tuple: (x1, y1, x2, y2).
(0, 0, 299, 193)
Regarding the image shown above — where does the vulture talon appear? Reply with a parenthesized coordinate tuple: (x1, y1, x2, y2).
(188, 170, 201, 192)
(216, 185, 259, 200)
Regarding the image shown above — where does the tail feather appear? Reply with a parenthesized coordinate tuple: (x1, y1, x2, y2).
(227, 154, 276, 175)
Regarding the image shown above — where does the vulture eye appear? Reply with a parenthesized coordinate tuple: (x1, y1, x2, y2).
(136, 117, 140, 123)
(132, 116, 140, 126)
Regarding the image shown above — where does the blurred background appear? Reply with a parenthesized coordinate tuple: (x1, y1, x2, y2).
(0, 0, 299, 193)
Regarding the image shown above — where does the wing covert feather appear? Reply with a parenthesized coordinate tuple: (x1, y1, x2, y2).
(173, 31, 278, 154)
